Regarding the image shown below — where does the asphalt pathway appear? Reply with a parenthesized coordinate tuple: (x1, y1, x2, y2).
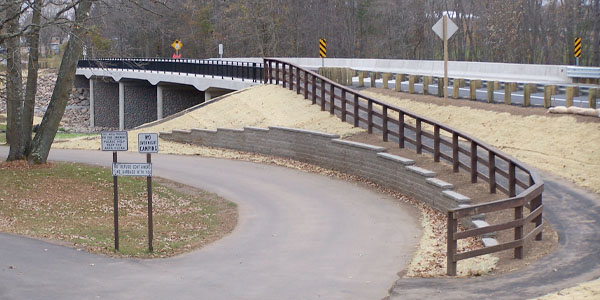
(0, 147, 421, 300)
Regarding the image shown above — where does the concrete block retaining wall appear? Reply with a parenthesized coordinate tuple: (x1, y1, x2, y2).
(160, 126, 474, 213)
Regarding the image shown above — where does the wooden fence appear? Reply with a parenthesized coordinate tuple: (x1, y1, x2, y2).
(263, 58, 544, 276)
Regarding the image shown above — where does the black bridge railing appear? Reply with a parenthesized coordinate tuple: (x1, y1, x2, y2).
(77, 58, 264, 82)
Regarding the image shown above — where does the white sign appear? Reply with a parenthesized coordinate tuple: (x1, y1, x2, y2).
(112, 163, 152, 177)
(138, 133, 158, 153)
(432, 16, 458, 40)
(219, 44, 223, 55)
(101, 131, 128, 151)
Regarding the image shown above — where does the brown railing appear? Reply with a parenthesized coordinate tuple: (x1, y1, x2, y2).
(263, 58, 544, 276)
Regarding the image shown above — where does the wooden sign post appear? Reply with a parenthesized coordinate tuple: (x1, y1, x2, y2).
(138, 133, 159, 252)
(432, 15, 459, 104)
(101, 131, 129, 251)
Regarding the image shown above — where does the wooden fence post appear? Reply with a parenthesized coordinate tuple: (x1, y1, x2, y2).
(399, 111, 405, 148)
(452, 133, 459, 173)
(515, 205, 524, 259)
(434, 125, 440, 162)
(504, 82, 517, 105)
(489, 152, 496, 194)
(341, 90, 347, 121)
(470, 142, 477, 183)
(531, 194, 543, 241)
(368, 100, 373, 133)
(416, 119, 422, 154)
(353, 95, 359, 127)
(409, 75, 417, 94)
(447, 211, 457, 276)
(330, 84, 335, 115)
(321, 80, 326, 111)
(382, 106, 388, 142)
(311, 75, 316, 104)
(566, 86, 579, 107)
(452, 78, 464, 99)
(589, 88, 598, 109)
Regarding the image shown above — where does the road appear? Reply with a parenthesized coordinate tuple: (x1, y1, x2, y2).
(0, 147, 421, 300)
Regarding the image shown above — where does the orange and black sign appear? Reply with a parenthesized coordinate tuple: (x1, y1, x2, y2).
(319, 38, 327, 58)
(574, 37, 582, 58)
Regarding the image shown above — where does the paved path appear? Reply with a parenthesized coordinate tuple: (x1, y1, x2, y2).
(0, 148, 421, 300)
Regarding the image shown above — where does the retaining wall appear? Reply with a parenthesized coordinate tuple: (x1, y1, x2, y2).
(124, 83, 157, 128)
(93, 79, 119, 127)
(160, 126, 473, 212)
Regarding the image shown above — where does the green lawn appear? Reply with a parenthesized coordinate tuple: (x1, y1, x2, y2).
(0, 162, 237, 257)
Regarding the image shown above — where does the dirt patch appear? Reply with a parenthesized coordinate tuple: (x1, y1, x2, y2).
(0, 161, 237, 258)
(361, 89, 600, 194)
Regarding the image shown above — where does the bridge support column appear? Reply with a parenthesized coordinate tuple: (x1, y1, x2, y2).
(157, 85, 164, 120)
(205, 91, 212, 101)
(119, 81, 124, 131)
(89, 79, 95, 127)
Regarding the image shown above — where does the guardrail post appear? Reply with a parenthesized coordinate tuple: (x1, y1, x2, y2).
(436, 77, 444, 97)
(354, 95, 359, 127)
(399, 111, 405, 148)
(383, 106, 388, 142)
(452, 133, 459, 173)
(470, 141, 477, 183)
(509, 161, 516, 197)
(341, 90, 347, 122)
(359, 72, 365, 87)
(382, 73, 390, 89)
(321, 80, 326, 111)
(434, 125, 440, 162)
(370, 72, 376, 87)
(504, 82, 517, 105)
(408, 75, 416, 94)
(524, 84, 536, 107)
(396, 74, 405, 92)
(489, 152, 496, 193)
(515, 205, 524, 259)
(312, 75, 317, 104)
(368, 100, 373, 133)
(330, 84, 335, 115)
(566, 86, 578, 107)
(452, 78, 464, 99)
(422, 76, 431, 95)
(447, 211, 457, 276)
(544, 85, 554, 108)
(588, 88, 597, 109)
(486, 81, 495, 103)
(416, 119, 422, 154)
(470, 80, 481, 100)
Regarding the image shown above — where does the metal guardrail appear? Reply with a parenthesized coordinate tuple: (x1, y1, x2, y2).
(77, 58, 264, 82)
(566, 66, 600, 78)
(264, 58, 544, 276)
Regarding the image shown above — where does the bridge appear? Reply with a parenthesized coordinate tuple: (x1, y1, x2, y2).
(76, 57, 599, 130)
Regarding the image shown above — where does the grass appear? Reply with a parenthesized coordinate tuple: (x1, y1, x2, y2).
(0, 125, 98, 145)
(0, 161, 237, 257)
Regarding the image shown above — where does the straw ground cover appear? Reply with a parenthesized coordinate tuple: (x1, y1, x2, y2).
(0, 161, 236, 258)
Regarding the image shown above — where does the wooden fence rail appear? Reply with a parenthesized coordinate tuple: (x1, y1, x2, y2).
(264, 58, 544, 276)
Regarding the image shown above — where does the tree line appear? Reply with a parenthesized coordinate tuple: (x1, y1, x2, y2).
(88, 0, 600, 66)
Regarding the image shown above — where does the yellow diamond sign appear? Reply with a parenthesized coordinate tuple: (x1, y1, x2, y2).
(171, 40, 183, 51)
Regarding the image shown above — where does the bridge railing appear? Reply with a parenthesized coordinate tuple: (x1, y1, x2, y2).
(263, 58, 544, 276)
(77, 58, 264, 82)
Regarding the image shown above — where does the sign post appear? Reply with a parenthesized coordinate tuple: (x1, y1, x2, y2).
(574, 37, 582, 66)
(319, 38, 327, 67)
(101, 131, 129, 251)
(432, 15, 458, 104)
(138, 133, 158, 252)
(219, 44, 223, 59)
